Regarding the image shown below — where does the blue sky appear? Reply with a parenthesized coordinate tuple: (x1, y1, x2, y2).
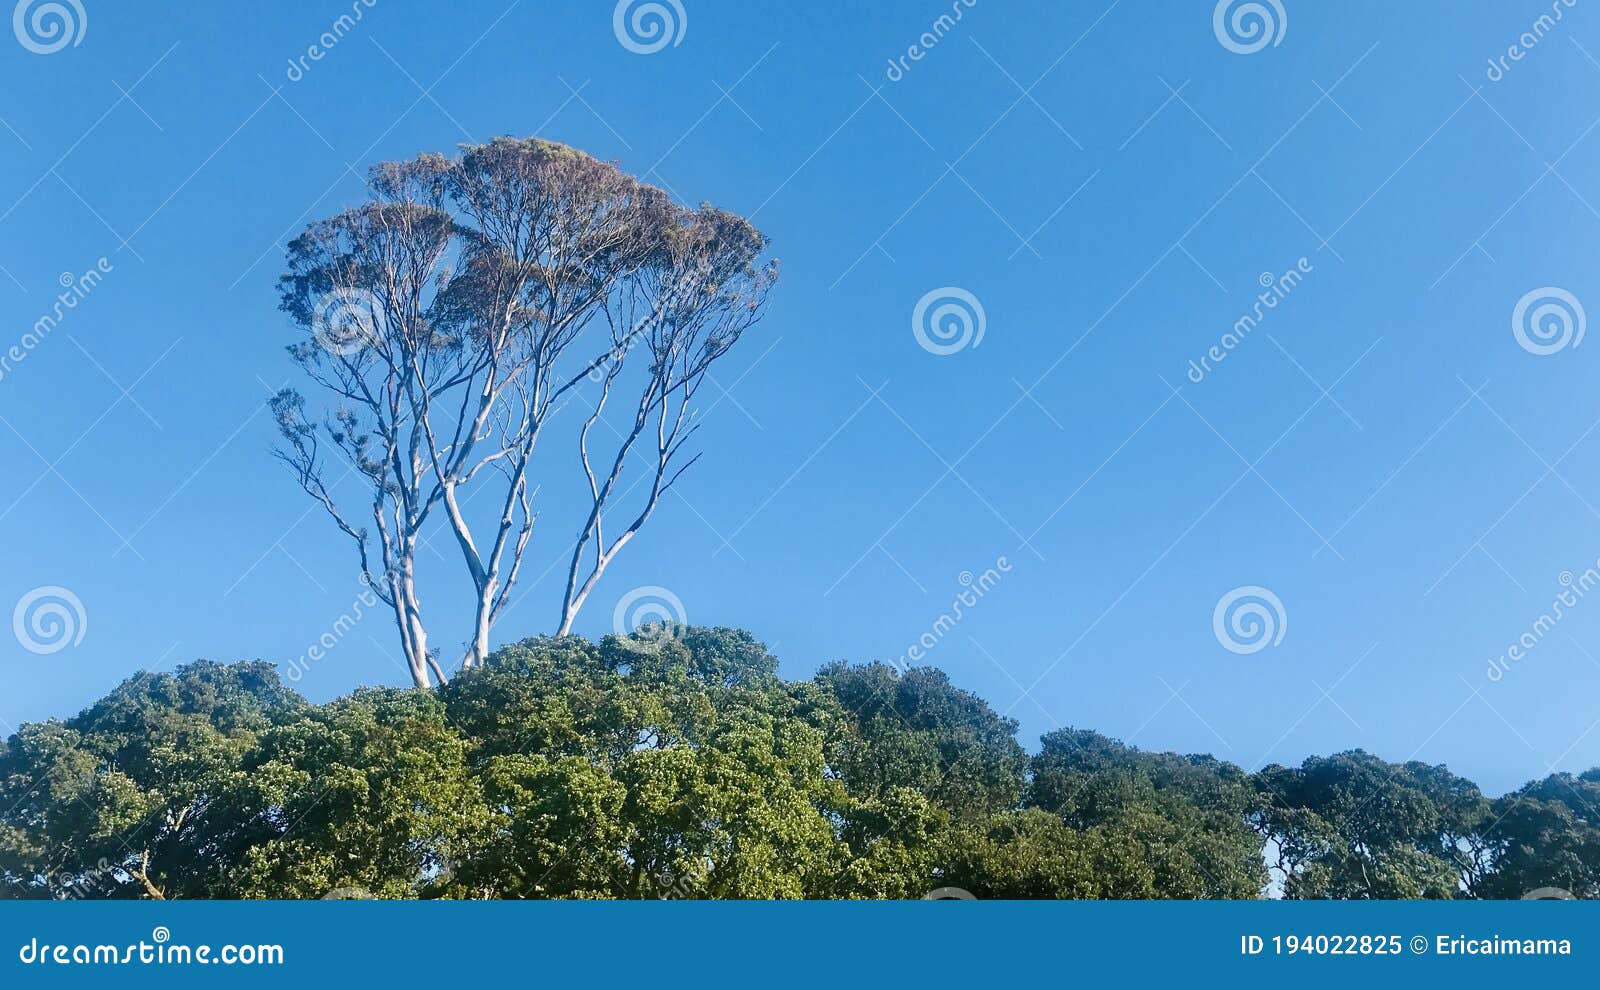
(2, 0, 1599, 794)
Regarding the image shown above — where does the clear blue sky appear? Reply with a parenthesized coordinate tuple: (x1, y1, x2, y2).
(2, 0, 1598, 795)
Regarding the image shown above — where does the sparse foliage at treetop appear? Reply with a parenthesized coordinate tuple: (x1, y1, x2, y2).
(272, 137, 776, 689)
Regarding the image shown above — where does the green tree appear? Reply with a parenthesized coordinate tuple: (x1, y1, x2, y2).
(1475, 771, 1600, 899)
(1028, 729, 1267, 898)
(937, 809, 1158, 898)
(196, 687, 488, 899)
(0, 661, 303, 899)
(1252, 751, 1488, 899)
(441, 629, 839, 898)
(815, 662, 1027, 821)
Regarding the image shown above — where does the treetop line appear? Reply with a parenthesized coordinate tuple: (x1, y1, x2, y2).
(3, 629, 1595, 900)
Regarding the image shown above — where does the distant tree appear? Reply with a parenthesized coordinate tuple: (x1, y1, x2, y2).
(274, 137, 776, 687)
(937, 808, 1159, 899)
(1474, 771, 1600, 899)
(1251, 751, 1489, 899)
(440, 628, 837, 898)
(197, 687, 488, 899)
(814, 662, 1027, 821)
(0, 662, 303, 900)
(1028, 728, 1267, 898)
(818, 784, 949, 899)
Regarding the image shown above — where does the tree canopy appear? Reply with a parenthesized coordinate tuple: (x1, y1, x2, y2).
(2, 630, 1594, 900)
(273, 137, 777, 688)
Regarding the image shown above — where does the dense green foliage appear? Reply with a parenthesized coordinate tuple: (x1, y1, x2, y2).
(3, 628, 1596, 899)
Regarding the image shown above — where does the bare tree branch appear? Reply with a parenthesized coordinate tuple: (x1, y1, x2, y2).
(274, 138, 776, 684)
